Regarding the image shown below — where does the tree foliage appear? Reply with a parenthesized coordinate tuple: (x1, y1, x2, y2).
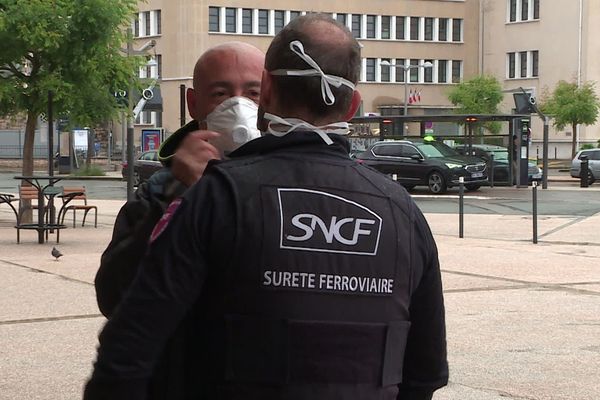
(0, 0, 143, 175)
(539, 80, 600, 158)
(447, 75, 504, 134)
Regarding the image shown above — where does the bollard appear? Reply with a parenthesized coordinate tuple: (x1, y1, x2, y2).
(489, 153, 495, 188)
(459, 176, 464, 238)
(532, 181, 538, 244)
(580, 155, 589, 188)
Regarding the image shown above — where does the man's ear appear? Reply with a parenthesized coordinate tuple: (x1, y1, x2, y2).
(260, 69, 273, 109)
(186, 88, 198, 121)
(343, 90, 362, 121)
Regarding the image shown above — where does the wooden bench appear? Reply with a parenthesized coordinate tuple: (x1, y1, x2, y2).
(57, 187, 98, 228)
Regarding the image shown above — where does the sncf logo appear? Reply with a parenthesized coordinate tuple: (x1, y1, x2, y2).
(278, 188, 382, 255)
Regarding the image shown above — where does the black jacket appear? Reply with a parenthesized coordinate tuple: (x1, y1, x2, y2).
(86, 132, 448, 400)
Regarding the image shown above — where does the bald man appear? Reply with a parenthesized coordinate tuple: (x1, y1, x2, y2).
(93, 42, 264, 400)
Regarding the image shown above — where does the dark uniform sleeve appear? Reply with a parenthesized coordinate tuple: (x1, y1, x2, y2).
(84, 173, 233, 400)
(94, 185, 164, 317)
(397, 208, 448, 400)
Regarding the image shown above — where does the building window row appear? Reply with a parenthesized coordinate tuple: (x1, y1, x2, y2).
(508, 0, 539, 23)
(135, 111, 162, 127)
(208, 7, 463, 42)
(362, 58, 463, 84)
(507, 50, 538, 79)
(133, 10, 162, 37)
(139, 55, 162, 79)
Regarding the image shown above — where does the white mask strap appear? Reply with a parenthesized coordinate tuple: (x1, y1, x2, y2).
(263, 112, 350, 145)
(270, 40, 356, 106)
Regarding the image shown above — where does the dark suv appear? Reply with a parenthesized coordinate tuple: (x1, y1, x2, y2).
(353, 140, 488, 194)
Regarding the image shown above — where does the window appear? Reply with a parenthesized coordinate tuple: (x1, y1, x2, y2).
(395, 59, 406, 83)
(410, 59, 419, 82)
(452, 19, 462, 42)
(381, 58, 391, 82)
(290, 11, 301, 21)
(156, 10, 161, 35)
(521, 0, 529, 20)
(366, 58, 376, 81)
(519, 51, 527, 77)
(509, 0, 517, 22)
(424, 59, 433, 82)
(424, 18, 434, 41)
(438, 18, 448, 41)
(381, 16, 391, 39)
(452, 60, 462, 83)
(352, 15, 362, 38)
(402, 145, 421, 158)
(258, 9, 269, 34)
(225, 8, 236, 33)
(532, 50, 539, 77)
(274, 10, 285, 34)
(410, 17, 419, 40)
(509, 0, 539, 22)
(366, 15, 376, 39)
(438, 60, 448, 83)
(396, 16, 405, 40)
(209, 7, 220, 32)
(336, 13, 347, 26)
(508, 52, 516, 78)
(373, 144, 402, 157)
(134, 16, 140, 37)
(145, 12, 151, 36)
(156, 54, 162, 78)
(242, 9, 253, 33)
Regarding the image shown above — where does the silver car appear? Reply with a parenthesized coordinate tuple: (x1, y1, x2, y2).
(570, 148, 600, 184)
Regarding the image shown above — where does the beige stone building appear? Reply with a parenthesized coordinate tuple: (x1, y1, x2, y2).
(132, 0, 598, 157)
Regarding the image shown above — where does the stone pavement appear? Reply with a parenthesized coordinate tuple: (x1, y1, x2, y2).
(0, 194, 598, 399)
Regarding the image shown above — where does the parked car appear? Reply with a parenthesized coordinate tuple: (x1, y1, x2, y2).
(570, 148, 600, 184)
(121, 150, 162, 186)
(453, 144, 542, 183)
(353, 140, 488, 194)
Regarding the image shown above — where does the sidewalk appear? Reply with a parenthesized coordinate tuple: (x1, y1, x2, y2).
(0, 198, 598, 399)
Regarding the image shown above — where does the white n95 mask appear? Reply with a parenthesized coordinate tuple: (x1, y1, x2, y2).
(205, 96, 261, 155)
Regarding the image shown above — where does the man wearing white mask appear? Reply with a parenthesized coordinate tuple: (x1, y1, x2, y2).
(85, 15, 447, 400)
(93, 42, 264, 400)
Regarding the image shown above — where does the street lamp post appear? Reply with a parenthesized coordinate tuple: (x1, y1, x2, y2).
(380, 61, 433, 117)
(123, 29, 156, 200)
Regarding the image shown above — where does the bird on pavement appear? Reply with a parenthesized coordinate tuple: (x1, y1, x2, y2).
(51, 247, 63, 261)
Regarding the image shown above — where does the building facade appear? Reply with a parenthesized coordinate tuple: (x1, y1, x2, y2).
(132, 0, 598, 158)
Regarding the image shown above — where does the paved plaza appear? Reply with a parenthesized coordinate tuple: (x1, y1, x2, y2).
(0, 189, 598, 399)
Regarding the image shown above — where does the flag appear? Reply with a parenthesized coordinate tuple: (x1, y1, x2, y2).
(408, 89, 415, 104)
(417, 90, 421, 102)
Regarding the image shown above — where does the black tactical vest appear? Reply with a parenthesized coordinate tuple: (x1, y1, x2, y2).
(191, 144, 419, 400)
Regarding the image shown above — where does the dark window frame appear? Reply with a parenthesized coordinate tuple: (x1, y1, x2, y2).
(209, 6, 220, 32)
(438, 60, 448, 83)
(410, 17, 420, 40)
(396, 16, 405, 40)
(424, 17, 434, 41)
(258, 9, 269, 34)
(366, 14, 376, 38)
(452, 19, 462, 42)
(242, 8, 253, 34)
(225, 8, 237, 33)
(381, 15, 391, 39)
(366, 58, 376, 81)
(274, 10, 285, 34)
(438, 18, 447, 41)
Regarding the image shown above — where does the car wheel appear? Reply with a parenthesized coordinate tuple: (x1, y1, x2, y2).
(465, 183, 481, 191)
(428, 171, 447, 194)
(133, 171, 141, 186)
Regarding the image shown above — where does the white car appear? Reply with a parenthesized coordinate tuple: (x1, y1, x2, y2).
(570, 148, 600, 184)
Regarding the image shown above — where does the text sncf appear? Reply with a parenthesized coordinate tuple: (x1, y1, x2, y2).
(286, 214, 376, 246)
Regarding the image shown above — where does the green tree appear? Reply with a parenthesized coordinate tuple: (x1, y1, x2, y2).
(447, 75, 504, 134)
(539, 80, 600, 158)
(0, 0, 143, 176)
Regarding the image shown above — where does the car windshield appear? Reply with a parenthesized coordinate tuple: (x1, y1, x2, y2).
(415, 142, 459, 158)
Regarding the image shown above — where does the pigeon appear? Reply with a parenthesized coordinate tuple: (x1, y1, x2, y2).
(51, 247, 63, 261)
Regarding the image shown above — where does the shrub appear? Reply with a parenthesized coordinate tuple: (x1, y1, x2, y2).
(73, 165, 105, 176)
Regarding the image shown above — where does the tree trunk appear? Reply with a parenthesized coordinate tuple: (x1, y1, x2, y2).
(571, 122, 578, 159)
(20, 109, 38, 222)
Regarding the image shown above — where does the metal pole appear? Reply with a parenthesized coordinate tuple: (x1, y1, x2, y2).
(403, 67, 408, 117)
(126, 28, 135, 201)
(532, 181, 538, 244)
(459, 176, 464, 238)
(489, 153, 494, 188)
(542, 116, 549, 189)
(48, 91, 54, 177)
